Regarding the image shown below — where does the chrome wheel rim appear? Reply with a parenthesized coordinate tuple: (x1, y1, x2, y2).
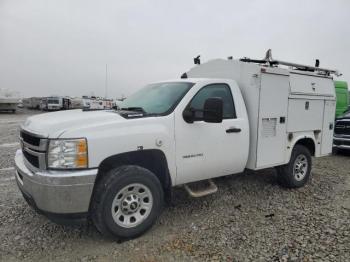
(293, 154, 308, 181)
(111, 183, 153, 228)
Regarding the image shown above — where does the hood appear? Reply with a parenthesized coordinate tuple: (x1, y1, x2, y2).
(22, 109, 126, 137)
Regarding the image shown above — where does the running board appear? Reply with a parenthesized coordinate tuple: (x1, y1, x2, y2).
(184, 179, 218, 198)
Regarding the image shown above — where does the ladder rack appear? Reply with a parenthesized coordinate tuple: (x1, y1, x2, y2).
(240, 49, 341, 77)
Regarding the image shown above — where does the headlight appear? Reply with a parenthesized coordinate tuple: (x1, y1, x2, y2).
(48, 138, 88, 169)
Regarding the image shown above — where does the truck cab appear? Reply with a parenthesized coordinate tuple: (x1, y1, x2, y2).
(14, 53, 338, 239)
(334, 81, 349, 118)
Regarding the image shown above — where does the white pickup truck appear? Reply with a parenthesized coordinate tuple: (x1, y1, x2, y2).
(15, 52, 338, 239)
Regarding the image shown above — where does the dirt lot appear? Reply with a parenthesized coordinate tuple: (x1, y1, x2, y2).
(0, 109, 349, 261)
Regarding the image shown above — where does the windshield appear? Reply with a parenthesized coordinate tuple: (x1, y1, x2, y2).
(120, 82, 194, 115)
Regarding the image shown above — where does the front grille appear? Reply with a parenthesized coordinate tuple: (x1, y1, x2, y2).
(334, 139, 350, 146)
(20, 129, 47, 170)
(334, 121, 350, 136)
(20, 131, 41, 146)
(23, 150, 40, 168)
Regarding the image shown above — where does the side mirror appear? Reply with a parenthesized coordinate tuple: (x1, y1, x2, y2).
(183, 108, 194, 123)
(203, 97, 223, 123)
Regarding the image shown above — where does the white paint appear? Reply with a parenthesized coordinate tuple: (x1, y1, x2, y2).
(256, 73, 289, 167)
(19, 60, 336, 187)
(321, 100, 336, 155)
(174, 79, 249, 184)
(187, 59, 336, 169)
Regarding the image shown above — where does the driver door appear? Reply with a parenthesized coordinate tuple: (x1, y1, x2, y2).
(174, 83, 246, 185)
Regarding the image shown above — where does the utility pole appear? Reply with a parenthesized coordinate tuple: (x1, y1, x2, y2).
(105, 64, 108, 99)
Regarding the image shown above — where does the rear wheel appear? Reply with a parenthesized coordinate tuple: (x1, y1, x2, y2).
(276, 145, 312, 188)
(91, 165, 164, 239)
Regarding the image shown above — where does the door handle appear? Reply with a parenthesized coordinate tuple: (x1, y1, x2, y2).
(226, 127, 241, 133)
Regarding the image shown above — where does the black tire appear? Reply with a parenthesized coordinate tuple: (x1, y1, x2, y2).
(276, 145, 312, 188)
(91, 165, 164, 239)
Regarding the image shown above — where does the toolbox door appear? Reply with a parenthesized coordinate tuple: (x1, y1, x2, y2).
(321, 100, 336, 155)
(290, 73, 334, 96)
(256, 73, 289, 168)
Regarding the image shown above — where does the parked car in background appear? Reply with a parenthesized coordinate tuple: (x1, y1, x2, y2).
(82, 97, 91, 109)
(70, 97, 84, 109)
(0, 88, 20, 113)
(17, 99, 24, 108)
(102, 99, 113, 109)
(43, 96, 71, 111)
(333, 111, 350, 151)
(333, 81, 349, 152)
(40, 97, 48, 111)
(62, 97, 71, 110)
(83, 96, 114, 110)
(89, 99, 104, 109)
(334, 81, 349, 117)
(46, 96, 63, 111)
(23, 97, 41, 110)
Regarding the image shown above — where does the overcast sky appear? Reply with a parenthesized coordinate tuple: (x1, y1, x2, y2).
(1, 0, 349, 98)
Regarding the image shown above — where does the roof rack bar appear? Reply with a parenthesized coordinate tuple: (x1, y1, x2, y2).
(271, 59, 340, 76)
(240, 49, 341, 76)
(240, 57, 267, 64)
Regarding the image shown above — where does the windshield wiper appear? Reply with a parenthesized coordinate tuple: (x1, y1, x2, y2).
(120, 107, 146, 113)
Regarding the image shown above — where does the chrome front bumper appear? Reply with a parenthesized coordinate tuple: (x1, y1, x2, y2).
(333, 136, 350, 150)
(15, 150, 98, 214)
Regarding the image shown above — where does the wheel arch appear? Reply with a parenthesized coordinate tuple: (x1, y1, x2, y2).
(288, 134, 316, 162)
(294, 138, 316, 156)
(90, 149, 172, 210)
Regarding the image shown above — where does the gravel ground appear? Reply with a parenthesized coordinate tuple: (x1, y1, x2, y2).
(0, 110, 349, 261)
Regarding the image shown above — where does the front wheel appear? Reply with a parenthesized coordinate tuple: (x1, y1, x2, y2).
(91, 166, 164, 239)
(276, 145, 312, 188)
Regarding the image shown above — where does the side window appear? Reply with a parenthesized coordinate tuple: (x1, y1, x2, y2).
(189, 84, 236, 119)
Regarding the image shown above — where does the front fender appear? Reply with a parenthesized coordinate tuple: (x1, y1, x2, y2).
(61, 115, 177, 185)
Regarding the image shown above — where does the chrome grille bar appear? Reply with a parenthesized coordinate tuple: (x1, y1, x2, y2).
(20, 129, 48, 170)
